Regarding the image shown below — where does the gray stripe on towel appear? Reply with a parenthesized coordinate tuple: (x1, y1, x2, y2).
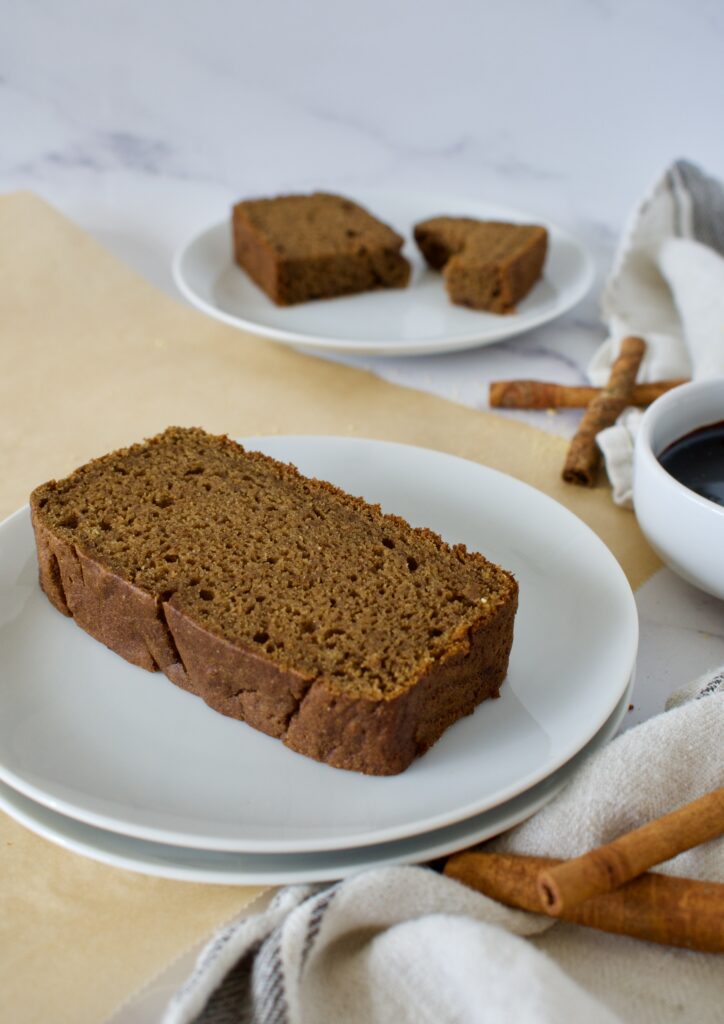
(670, 159, 724, 254)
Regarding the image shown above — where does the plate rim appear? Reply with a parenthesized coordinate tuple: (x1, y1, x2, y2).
(172, 190, 595, 356)
(0, 437, 638, 851)
(0, 676, 632, 884)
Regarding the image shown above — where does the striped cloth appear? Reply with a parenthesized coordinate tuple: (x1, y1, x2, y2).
(589, 159, 724, 505)
(161, 669, 724, 1024)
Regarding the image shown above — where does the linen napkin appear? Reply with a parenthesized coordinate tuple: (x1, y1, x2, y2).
(161, 672, 724, 1024)
(588, 159, 724, 506)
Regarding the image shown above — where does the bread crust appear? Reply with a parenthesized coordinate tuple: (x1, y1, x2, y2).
(31, 500, 517, 776)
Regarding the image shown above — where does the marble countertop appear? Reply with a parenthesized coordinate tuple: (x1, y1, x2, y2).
(2, 0, 723, 725)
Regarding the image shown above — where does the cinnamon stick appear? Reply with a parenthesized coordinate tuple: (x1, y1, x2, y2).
(444, 851, 724, 953)
(537, 788, 724, 916)
(490, 378, 686, 410)
(562, 335, 646, 486)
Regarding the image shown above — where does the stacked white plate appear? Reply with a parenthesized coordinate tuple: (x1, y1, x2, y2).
(0, 438, 638, 884)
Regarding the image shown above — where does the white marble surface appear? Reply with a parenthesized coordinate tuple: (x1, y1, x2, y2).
(2, 3, 724, 1019)
(2, 8, 723, 766)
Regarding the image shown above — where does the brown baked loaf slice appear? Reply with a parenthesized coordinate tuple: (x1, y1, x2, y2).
(30, 427, 517, 775)
(414, 216, 548, 313)
(232, 192, 411, 305)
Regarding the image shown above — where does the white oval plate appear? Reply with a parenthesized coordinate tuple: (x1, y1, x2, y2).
(0, 438, 637, 852)
(0, 677, 631, 884)
(173, 191, 594, 356)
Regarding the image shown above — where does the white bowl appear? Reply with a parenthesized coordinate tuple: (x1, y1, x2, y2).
(634, 378, 724, 600)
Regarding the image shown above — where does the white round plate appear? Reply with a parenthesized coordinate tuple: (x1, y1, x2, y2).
(173, 191, 594, 356)
(0, 678, 631, 884)
(0, 438, 637, 852)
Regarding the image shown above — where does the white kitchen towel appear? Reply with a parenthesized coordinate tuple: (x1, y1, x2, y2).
(161, 671, 724, 1024)
(589, 159, 724, 506)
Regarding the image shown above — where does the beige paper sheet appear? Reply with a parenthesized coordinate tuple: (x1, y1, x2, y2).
(0, 193, 660, 1024)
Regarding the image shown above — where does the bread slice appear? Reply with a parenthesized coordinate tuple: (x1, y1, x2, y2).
(414, 217, 548, 313)
(232, 192, 411, 305)
(30, 428, 518, 775)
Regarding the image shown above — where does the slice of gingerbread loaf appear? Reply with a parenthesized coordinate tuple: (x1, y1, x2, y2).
(30, 427, 518, 775)
(414, 216, 548, 313)
(232, 192, 411, 305)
